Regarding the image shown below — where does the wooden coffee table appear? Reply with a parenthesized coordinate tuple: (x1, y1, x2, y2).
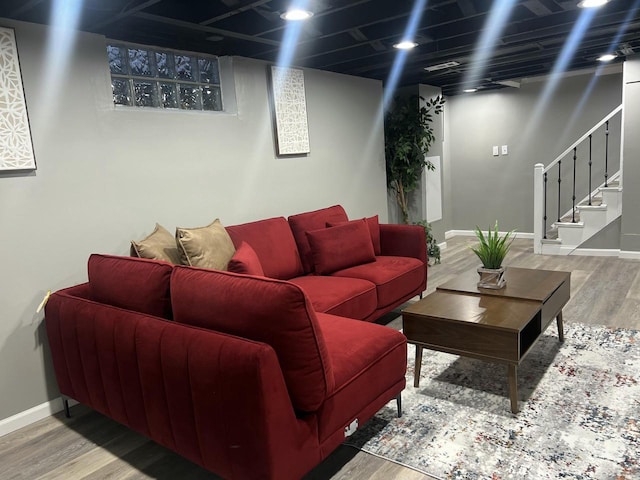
(402, 267, 570, 413)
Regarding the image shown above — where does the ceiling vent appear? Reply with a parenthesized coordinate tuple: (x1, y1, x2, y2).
(424, 61, 460, 72)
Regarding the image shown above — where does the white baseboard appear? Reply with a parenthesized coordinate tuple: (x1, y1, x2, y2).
(437, 241, 447, 250)
(620, 250, 640, 260)
(445, 230, 534, 240)
(571, 248, 621, 257)
(0, 396, 77, 438)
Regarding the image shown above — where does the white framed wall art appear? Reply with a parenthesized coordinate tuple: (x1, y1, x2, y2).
(270, 66, 310, 156)
(0, 26, 36, 171)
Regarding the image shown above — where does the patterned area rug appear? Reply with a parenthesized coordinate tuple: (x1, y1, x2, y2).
(346, 323, 640, 479)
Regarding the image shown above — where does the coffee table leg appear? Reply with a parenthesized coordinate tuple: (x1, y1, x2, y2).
(414, 345, 423, 388)
(557, 311, 565, 342)
(508, 364, 519, 414)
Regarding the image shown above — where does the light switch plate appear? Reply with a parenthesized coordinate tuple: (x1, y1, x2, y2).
(492, 146, 499, 156)
(501, 145, 508, 155)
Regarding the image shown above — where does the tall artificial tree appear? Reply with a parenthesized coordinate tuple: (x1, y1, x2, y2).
(384, 94, 445, 224)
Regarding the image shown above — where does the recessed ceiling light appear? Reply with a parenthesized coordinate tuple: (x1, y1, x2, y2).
(463, 88, 478, 93)
(280, 9, 313, 21)
(578, 0, 610, 8)
(393, 41, 418, 50)
(597, 53, 617, 62)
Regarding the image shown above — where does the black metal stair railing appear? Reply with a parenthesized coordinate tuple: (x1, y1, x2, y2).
(536, 104, 622, 252)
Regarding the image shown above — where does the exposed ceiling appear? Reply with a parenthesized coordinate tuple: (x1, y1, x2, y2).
(1, 0, 639, 95)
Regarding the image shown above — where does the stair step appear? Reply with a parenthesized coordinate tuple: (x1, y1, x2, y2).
(578, 197, 603, 207)
(559, 211, 581, 223)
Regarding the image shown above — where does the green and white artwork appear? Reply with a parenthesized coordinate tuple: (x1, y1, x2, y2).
(0, 26, 36, 171)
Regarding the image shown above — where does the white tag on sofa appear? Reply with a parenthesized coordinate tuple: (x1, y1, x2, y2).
(344, 419, 359, 437)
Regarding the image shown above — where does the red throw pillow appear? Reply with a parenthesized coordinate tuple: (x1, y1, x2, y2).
(306, 220, 375, 275)
(327, 215, 381, 256)
(227, 241, 265, 276)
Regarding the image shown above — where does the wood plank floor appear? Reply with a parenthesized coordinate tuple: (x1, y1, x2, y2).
(2, 237, 639, 480)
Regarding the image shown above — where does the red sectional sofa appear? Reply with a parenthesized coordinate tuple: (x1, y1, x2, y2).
(45, 205, 427, 479)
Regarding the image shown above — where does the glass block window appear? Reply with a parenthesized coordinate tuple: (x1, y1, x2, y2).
(107, 43, 223, 112)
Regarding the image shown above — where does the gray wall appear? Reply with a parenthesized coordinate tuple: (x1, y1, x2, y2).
(443, 71, 623, 233)
(621, 55, 640, 253)
(0, 19, 388, 422)
(579, 217, 621, 249)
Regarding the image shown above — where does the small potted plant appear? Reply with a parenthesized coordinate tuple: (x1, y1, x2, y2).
(470, 221, 515, 289)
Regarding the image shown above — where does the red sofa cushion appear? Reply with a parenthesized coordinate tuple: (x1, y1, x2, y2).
(315, 313, 406, 442)
(88, 254, 173, 318)
(227, 242, 265, 276)
(332, 256, 426, 308)
(306, 220, 375, 275)
(170, 266, 334, 412)
(288, 205, 349, 273)
(327, 215, 381, 256)
(288, 275, 377, 320)
(226, 217, 303, 280)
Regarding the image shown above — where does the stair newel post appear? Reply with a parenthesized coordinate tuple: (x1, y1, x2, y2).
(587, 135, 593, 205)
(557, 160, 562, 223)
(533, 163, 545, 254)
(571, 147, 578, 223)
(604, 120, 609, 187)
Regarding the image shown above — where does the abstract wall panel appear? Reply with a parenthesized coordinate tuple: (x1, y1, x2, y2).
(0, 27, 36, 171)
(270, 66, 310, 155)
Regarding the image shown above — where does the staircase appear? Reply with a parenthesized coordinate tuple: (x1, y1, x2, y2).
(533, 105, 623, 255)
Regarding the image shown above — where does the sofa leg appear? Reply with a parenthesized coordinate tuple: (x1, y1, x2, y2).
(419, 293, 423, 299)
(396, 393, 402, 418)
(62, 396, 71, 418)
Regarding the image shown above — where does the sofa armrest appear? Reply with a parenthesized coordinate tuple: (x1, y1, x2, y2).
(379, 223, 427, 264)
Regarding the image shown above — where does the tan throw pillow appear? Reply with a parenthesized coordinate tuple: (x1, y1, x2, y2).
(131, 223, 181, 265)
(176, 219, 236, 270)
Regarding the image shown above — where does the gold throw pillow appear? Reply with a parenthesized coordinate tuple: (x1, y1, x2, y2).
(131, 223, 181, 264)
(176, 219, 236, 270)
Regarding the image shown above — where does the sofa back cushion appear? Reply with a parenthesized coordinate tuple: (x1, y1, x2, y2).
(288, 205, 349, 273)
(88, 254, 173, 318)
(226, 217, 303, 279)
(171, 266, 334, 412)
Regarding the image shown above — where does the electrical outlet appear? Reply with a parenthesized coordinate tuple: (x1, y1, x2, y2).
(492, 146, 499, 156)
(501, 145, 508, 155)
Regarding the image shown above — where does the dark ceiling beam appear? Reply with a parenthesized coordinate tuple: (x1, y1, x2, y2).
(8, 0, 45, 18)
(200, 0, 273, 25)
(522, 0, 554, 16)
(456, 0, 476, 16)
(89, 0, 163, 31)
(132, 11, 281, 46)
